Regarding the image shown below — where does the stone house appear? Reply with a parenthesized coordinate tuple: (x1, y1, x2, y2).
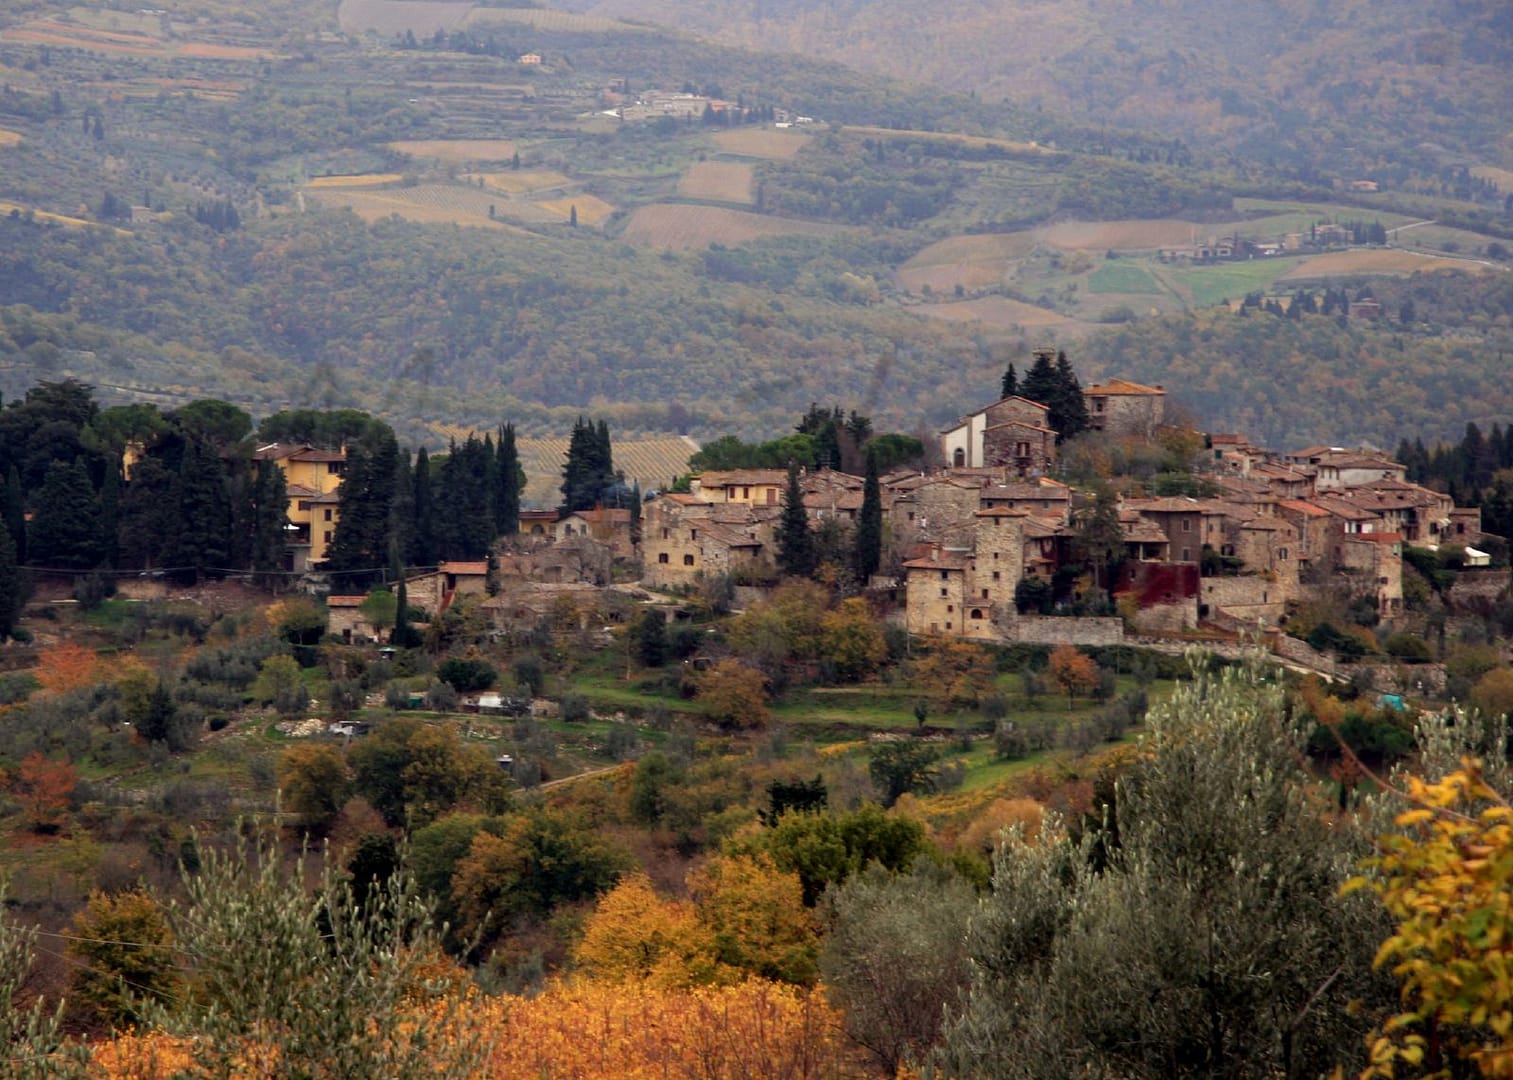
(1083, 379, 1166, 438)
(1339, 533, 1405, 616)
(641, 496, 774, 588)
(326, 595, 384, 643)
(901, 509, 1027, 641)
(1121, 497, 1205, 563)
(554, 507, 635, 559)
(940, 396, 1056, 471)
(890, 476, 982, 538)
(1276, 499, 1334, 570)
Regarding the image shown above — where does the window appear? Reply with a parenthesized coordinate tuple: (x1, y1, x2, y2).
(1278, 548, 1288, 560)
(1182, 519, 1192, 532)
(683, 554, 695, 566)
(970, 608, 983, 619)
(940, 588, 948, 598)
(742, 486, 750, 500)
(662, 528, 669, 540)
(945, 621, 952, 630)
(658, 553, 669, 564)
(907, 512, 915, 522)
(953, 448, 965, 467)
(327, 462, 344, 475)
(940, 571, 948, 581)
(947, 605, 953, 613)
(992, 571, 1001, 581)
(691, 529, 698, 540)
(323, 531, 333, 544)
(1181, 547, 1191, 561)
(981, 589, 989, 599)
(323, 509, 333, 522)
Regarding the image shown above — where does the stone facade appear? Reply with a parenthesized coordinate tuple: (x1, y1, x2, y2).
(940, 396, 1054, 470)
(1200, 576, 1286, 626)
(1083, 379, 1166, 438)
(1339, 533, 1404, 616)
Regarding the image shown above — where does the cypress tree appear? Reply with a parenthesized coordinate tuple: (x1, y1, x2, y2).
(853, 451, 883, 584)
(1000, 363, 1019, 400)
(250, 459, 288, 587)
(98, 454, 121, 569)
(1019, 349, 1058, 411)
(0, 519, 21, 640)
(327, 425, 398, 583)
(629, 481, 642, 547)
(776, 462, 816, 578)
(560, 417, 616, 513)
(165, 438, 231, 584)
(4, 464, 27, 565)
(30, 459, 101, 570)
(411, 447, 435, 567)
(1052, 350, 1090, 442)
(496, 424, 521, 535)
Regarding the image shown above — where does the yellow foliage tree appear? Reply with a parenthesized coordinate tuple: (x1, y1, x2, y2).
(818, 598, 887, 682)
(910, 636, 994, 711)
(35, 642, 100, 696)
(276, 743, 350, 834)
(688, 853, 818, 986)
(696, 660, 769, 731)
(573, 873, 719, 989)
(1351, 759, 1513, 1078)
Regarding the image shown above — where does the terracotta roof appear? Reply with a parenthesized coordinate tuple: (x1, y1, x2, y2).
(1122, 497, 1204, 513)
(1277, 499, 1331, 518)
(983, 419, 1058, 436)
(902, 552, 971, 571)
(975, 507, 1030, 518)
(1022, 518, 1060, 538)
(286, 483, 319, 498)
(567, 508, 632, 525)
(1085, 378, 1165, 396)
(1308, 495, 1380, 521)
(299, 491, 341, 505)
(981, 482, 1070, 500)
(661, 492, 707, 506)
(289, 448, 346, 463)
(254, 442, 314, 461)
(439, 561, 490, 576)
(803, 490, 864, 511)
(702, 524, 763, 548)
(327, 595, 366, 607)
(1348, 532, 1403, 544)
(698, 469, 788, 486)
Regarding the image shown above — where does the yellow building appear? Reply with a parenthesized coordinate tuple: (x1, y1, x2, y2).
(254, 443, 346, 570)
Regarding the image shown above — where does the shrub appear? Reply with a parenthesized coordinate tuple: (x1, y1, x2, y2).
(437, 658, 496, 694)
(559, 693, 591, 723)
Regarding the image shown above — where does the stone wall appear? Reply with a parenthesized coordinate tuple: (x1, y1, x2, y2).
(1448, 569, 1509, 614)
(1005, 615, 1125, 646)
(1201, 576, 1285, 625)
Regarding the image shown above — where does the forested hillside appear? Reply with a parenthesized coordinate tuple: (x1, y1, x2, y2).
(565, 0, 1513, 181)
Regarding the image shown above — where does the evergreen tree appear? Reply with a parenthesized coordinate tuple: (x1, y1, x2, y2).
(327, 425, 398, 583)
(436, 436, 492, 559)
(387, 451, 415, 573)
(629, 481, 642, 547)
(636, 609, 668, 668)
(1052, 351, 1091, 442)
(1070, 481, 1124, 596)
(1019, 350, 1058, 410)
(496, 424, 522, 535)
(165, 438, 231, 584)
(250, 459, 288, 587)
(1000, 363, 1019, 400)
(0, 520, 21, 640)
(410, 447, 435, 567)
(30, 459, 101, 569)
(4, 464, 26, 565)
(853, 450, 883, 584)
(560, 417, 615, 513)
(97, 454, 121, 568)
(776, 462, 816, 578)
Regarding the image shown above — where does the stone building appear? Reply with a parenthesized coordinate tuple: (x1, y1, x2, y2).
(940, 397, 1056, 473)
(1082, 379, 1167, 438)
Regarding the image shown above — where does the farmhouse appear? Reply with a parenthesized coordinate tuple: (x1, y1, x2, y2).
(939, 396, 1056, 473)
(1083, 379, 1167, 438)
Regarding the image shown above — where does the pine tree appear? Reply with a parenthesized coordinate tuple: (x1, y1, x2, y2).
(496, 424, 522, 535)
(776, 462, 816, 578)
(853, 451, 883, 585)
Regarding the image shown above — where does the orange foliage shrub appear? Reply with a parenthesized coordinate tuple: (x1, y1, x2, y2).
(35, 642, 101, 695)
(955, 797, 1045, 856)
(89, 981, 865, 1079)
(476, 979, 864, 1079)
(8, 751, 77, 831)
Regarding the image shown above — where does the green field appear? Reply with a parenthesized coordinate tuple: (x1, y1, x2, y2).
(1167, 256, 1310, 306)
(1087, 262, 1164, 294)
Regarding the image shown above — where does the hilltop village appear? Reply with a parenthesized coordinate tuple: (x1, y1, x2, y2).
(245, 352, 1491, 682)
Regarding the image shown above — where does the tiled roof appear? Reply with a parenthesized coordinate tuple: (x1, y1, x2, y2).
(439, 561, 490, 575)
(327, 595, 366, 608)
(1277, 499, 1331, 518)
(1085, 378, 1165, 396)
(902, 552, 971, 571)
